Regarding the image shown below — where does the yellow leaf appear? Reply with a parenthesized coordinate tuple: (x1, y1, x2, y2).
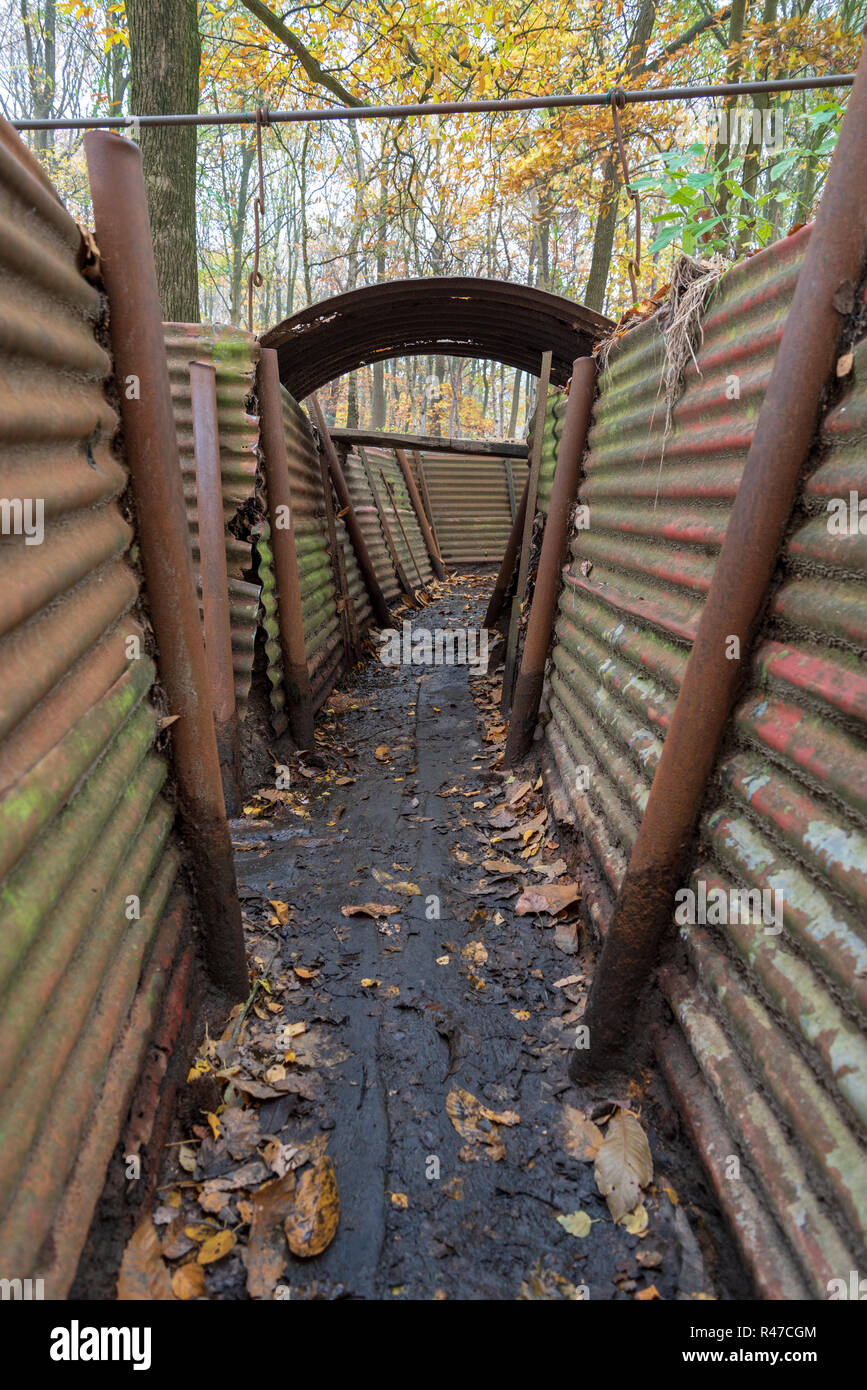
(197, 1230, 236, 1264)
(284, 1156, 340, 1258)
(171, 1262, 207, 1299)
(390, 1192, 409, 1209)
(620, 1204, 649, 1234)
(556, 1210, 593, 1238)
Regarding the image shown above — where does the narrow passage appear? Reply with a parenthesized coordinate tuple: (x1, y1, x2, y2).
(153, 578, 745, 1301)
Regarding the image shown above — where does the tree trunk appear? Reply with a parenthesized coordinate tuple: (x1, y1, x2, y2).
(713, 0, 750, 222)
(127, 0, 200, 322)
(20, 0, 56, 155)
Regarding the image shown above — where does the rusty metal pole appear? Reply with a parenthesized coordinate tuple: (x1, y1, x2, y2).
(505, 359, 597, 765)
(257, 349, 317, 749)
(571, 35, 867, 1081)
(190, 360, 242, 816)
(395, 446, 446, 580)
(84, 130, 248, 999)
(309, 395, 392, 628)
(483, 474, 530, 629)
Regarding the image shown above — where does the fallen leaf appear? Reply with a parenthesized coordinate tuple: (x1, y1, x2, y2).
(594, 1111, 653, 1222)
(294, 967, 318, 980)
(636, 1285, 660, 1300)
(636, 1249, 663, 1268)
(391, 880, 421, 896)
(220, 1106, 261, 1160)
(515, 882, 580, 916)
(197, 1230, 236, 1265)
(621, 1204, 649, 1234)
(117, 1221, 175, 1301)
(559, 1105, 604, 1162)
(556, 1210, 593, 1238)
(245, 1174, 296, 1298)
(374, 745, 390, 761)
(390, 1192, 409, 1209)
(268, 900, 290, 926)
(284, 1155, 340, 1258)
(171, 1262, 207, 1299)
(446, 1087, 519, 1162)
(482, 857, 523, 875)
(462, 940, 488, 967)
(341, 902, 399, 918)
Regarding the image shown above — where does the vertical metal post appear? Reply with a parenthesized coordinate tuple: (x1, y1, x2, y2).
(84, 130, 248, 1000)
(309, 394, 392, 628)
(257, 348, 316, 749)
(505, 358, 597, 764)
(504, 458, 517, 520)
(571, 33, 867, 1080)
(190, 360, 242, 815)
(500, 350, 552, 712)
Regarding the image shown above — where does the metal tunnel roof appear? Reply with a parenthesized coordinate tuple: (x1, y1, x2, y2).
(261, 277, 613, 398)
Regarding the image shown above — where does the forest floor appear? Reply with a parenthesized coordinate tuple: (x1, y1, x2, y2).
(118, 575, 748, 1302)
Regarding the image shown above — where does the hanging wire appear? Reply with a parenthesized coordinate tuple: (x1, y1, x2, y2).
(246, 106, 270, 334)
(609, 88, 641, 304)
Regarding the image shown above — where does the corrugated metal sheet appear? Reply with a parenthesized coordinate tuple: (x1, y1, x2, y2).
(343, 447, 404, 603)
(538, 387, 568, 515)
(164, 324, 261, 714)
(543, 224, 867, 1295)
(0, 128, 182, 1292)
(274, 391, 373, 709)
(415, 453, 529, 565)
(356, 446, 434, 590)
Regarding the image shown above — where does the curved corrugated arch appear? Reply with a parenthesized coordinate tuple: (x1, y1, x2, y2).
(261, 277, 612, 398)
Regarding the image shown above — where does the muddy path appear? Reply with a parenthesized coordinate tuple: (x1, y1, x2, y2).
(142, 577, 747, 1302)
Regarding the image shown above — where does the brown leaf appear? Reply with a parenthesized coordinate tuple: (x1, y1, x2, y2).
(374, 744, 390, 761)
(446, 1087, 519, 1162)
(594, 1111, 653, 1223)
(220, 1106, 261, 1160)
(245, 1174, 296, 1298)
(558, 1105, 604, 1162)
(117, 1220, 175, 1301)
(515, 882, 580, 916)
(482, 857, 523, 875)
(284, 1155, 340, 1258)
(171, 1262, 207, 1300)
(340, 902, 399, 918)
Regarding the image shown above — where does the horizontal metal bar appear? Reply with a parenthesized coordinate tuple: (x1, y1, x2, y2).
(12, 74, 855, 131)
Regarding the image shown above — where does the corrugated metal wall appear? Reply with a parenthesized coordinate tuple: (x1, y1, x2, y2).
(276, 392, 374, 709)
(165, 324, 261, 717)
(542, 225, 867, 1295)
(354, 446, 434, 590)
(0, 126, 184, 1293)
(538, 388, 568, 515)
(416, 453, 528, 565)
(342, 446, 404, 603)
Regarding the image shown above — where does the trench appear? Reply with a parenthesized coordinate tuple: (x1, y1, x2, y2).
(148, 576, 747, 1302)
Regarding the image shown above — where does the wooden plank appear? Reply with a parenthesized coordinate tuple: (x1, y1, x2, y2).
(331, 427, 528, 458)
(500, 350, 552, 715)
